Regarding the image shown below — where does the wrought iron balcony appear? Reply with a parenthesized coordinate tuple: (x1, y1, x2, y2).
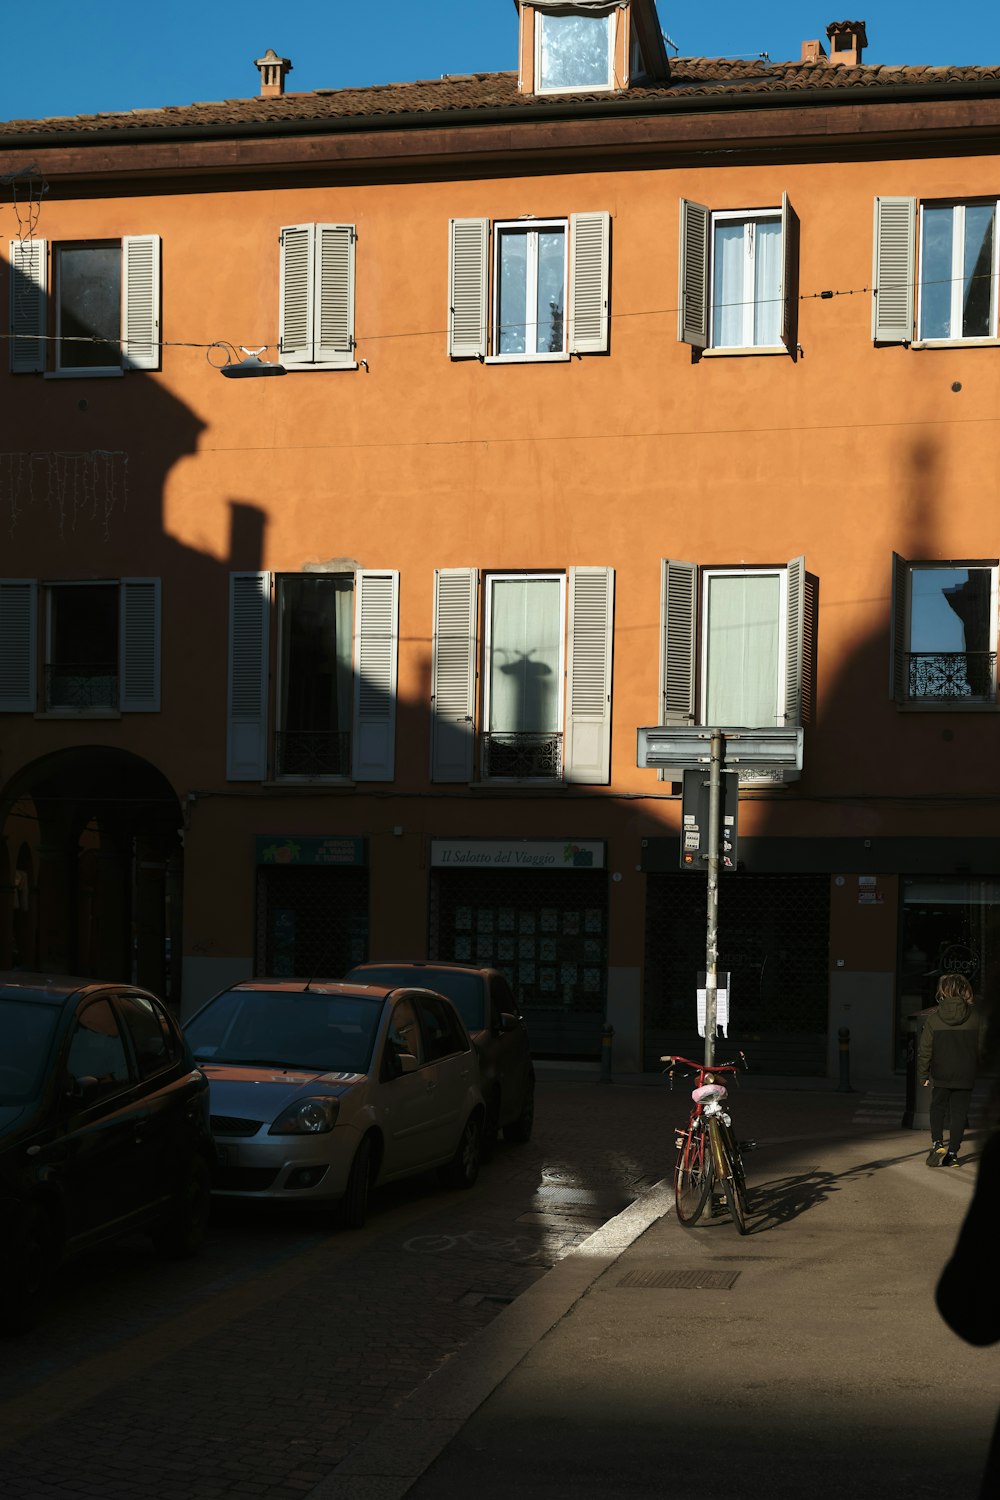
(483, 731, 562, 780)
(45, 663, 118, 709)
(907, 652, 997, 702)
(276, 729, 352, 777)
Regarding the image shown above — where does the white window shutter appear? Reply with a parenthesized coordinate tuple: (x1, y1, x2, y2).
(0, 578, 37, 711)
(227, 572, 271, 781)
(448, 218, 488, 358)
(315, 223, 356, 365)
(353, 570, 399, 782)
(568, 211, 611, 354)
(121, 235, 160, 370)
(9, 238, 47, 374)
(890, 551, 909, 702)
(279, 225, 316, 365)
(431, 567, 479, 783)
(872, 197, 916, 343)
(120, 578, 161, 712)
(565, 566, 614, 784)
(779, 193, 800, 354)
(783, 556, 805, 726)
(677, 201, 709, 348)
(660, 560, 698, 723)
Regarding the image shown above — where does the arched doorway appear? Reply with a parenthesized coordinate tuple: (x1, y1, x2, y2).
(0, 747, 183, 1006)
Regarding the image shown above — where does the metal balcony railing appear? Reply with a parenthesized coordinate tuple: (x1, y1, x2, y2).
(275, 729, 352, 777)
(45, 663, 118, 709)
(907, 652, 997, 702)
(483, 731, 563, 780)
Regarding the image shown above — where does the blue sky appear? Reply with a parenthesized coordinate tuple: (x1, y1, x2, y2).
(3, 2, 1000, 123)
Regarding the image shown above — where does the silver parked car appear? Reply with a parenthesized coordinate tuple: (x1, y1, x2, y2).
(183, 979, 484, 1227)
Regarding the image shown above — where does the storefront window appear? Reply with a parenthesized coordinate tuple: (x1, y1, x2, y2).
(898, 877, 1000, 1064)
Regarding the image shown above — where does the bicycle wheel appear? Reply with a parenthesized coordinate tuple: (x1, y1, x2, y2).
(716, 1120, 749, 1235)
(674, 1125, 712, 1226)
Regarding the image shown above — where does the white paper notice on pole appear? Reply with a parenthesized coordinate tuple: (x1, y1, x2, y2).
(697, 978, 730, 1038)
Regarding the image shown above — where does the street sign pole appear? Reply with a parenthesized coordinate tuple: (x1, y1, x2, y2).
(704, 729, 722, 1066)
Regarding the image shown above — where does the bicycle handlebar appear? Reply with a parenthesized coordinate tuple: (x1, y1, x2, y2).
(660, 1052, 748, 1080)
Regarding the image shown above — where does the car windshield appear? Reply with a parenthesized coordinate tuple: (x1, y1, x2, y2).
(0, 998, 60, 1104)
(184, 990, 383, 1074)
(348, 968, 486, 1031)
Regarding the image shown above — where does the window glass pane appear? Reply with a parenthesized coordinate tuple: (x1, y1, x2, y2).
(753, 218, 782, 346)
(0, 999, 59, 1103)
(118, 993, 172, 1078)
(67, 999, 130, 1097)
(489, 578, 561, 734)
(712, 222, 745, 347)
(186, 989, 383, 1073)
(498, 231, 528, 355)
(48, 584, 118, 709)
(58, 245, 120, 368)
(920, 207, 954, 340)
(278, 574, 353, 774)
(910, 567, 990, 653)
(705, 574, 780, 727)
(535, 230, 566, 353)
(962, 204, 994, 337)
(539, 13, 611, 90)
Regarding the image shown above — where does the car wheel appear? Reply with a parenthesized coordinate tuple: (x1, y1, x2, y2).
(152, 1155, 212, 1259)
(503, 1075, 535, 1144)
(439, 1111, 483, 1190)
(482, 1089, 501, 1163)
(339, 1136, 373, 1230)
(0, 1202, 53, 1336)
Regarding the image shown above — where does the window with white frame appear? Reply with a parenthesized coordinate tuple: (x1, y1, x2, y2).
(678, 197, 799, 353)
(0, 577, 160, 713)
(873, 196, 1000, 343)
(8, 236, 160, 375)
(448, 212, 610, 361)
(227, 569, 398, 782)
(278, 223, 357, 369)
(536, 8, 614, 93)
(659, 557, 811, 742)
(430, 566, 615, 784)
(890, 555, 998, 705)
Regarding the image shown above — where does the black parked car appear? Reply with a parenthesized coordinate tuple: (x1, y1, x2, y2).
(0, 974, 213, 1334)
(342, 961, 534, 1156)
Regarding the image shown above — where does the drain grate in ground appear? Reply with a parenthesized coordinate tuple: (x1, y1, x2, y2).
(617, 1268, 741, 1291)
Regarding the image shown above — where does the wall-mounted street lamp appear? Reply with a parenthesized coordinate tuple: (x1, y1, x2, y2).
(208, 343, 286, 378)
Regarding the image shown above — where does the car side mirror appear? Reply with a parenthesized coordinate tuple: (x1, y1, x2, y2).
(397, 1052, 419, 1075)
(499, 1013, 521, 1033)
(65, 1074, 99, 1104)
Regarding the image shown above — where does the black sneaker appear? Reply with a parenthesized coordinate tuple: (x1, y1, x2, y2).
(927, 1143, 947, 1167)
(941, 1152, 962, 1167)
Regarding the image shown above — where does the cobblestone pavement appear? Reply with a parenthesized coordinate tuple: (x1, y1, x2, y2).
(0, 1079, 674, 1500)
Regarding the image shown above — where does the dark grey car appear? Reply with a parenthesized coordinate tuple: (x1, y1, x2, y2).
(342, 961, 534, 1156)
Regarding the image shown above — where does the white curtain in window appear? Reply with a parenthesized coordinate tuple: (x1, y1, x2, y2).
(705, 574, 780, 727)
(754, 219, 782, 346)
(712, 223, 744, 347)
(489, 578, 561, 734)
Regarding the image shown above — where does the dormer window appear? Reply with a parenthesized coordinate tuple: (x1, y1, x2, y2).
(536, 8, 614, 93)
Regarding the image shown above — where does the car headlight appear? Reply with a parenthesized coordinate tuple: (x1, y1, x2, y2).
(268, 1097, 340, 1135)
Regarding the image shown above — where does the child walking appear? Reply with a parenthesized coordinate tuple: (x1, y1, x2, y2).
(918, 973, 982, 1167)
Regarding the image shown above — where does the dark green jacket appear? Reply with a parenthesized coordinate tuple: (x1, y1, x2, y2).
(917, 996, 983, 1088)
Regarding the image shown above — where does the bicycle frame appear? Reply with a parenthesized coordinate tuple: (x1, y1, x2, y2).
(664, 1052, 750, 1232)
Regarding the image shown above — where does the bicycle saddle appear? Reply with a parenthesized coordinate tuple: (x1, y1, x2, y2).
(692, 1083, 728, 1103)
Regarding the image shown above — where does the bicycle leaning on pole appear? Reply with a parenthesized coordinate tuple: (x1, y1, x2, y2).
(662, 1052, 754, 1234)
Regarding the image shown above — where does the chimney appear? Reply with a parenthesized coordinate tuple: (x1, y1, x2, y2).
(800, 38, 828, 63)
(825, 20, 868, 67)
(254, 48, 293, 98)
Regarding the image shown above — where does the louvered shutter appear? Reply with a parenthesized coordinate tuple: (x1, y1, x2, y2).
(678, 200, 710, 348)
(568, 211, 611, 355)
(872, 197, 916, 343)
(227, 572, 270, 780)
(448, 218, 489, 358)
(0, 579, 37, 711)
(431, 568, 479, 783)
(890, 552, 909, 702)
(660, 560, 698, 723)
(565, 566, 615, 784)
(353, 570, 399, 781)
(315, 223, 356, 366)
(779, 193, 800, 355)
(120, 578, 160, 712)
(783, 556, 805, 725)
(121, 235, 160, 370)
(279, 225, 316, 365)
(9, 238, 47, 374)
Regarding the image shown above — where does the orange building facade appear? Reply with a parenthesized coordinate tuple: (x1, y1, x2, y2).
(2, 4, 1000, 1077)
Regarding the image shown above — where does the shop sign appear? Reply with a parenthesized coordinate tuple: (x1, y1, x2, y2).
(431, 839, 605, 870)
(256, 835, 366, 867)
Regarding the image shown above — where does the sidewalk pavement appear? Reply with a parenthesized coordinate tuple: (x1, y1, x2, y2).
(307, 1076, 999, 1500)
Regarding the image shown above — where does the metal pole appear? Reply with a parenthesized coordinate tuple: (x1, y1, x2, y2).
(703, 729, 723, 1066)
